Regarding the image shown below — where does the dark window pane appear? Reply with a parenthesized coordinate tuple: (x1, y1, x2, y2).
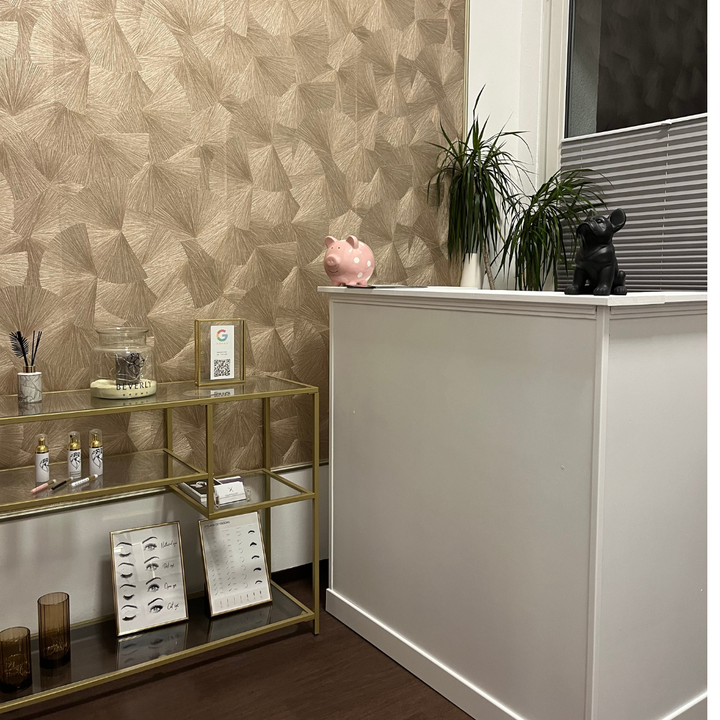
(566, 0, 706, 137)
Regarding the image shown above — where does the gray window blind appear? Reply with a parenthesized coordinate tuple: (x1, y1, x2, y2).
(559, 114, 707, 291)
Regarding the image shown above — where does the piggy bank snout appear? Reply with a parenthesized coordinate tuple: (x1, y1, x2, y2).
(325, 254, 340, 268)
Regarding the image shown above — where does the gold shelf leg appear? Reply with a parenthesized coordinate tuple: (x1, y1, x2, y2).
(312, 390, 320, 635)
(165, 408, 173, 477)
(206, 404, 214, 516)
(262, 397, 272, 573)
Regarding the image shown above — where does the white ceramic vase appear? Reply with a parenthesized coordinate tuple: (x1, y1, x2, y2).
(18, 371, 42, 404)
(459, 252, 482, 288)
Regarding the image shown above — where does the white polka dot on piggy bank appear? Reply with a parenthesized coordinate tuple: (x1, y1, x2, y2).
(323, 235, 376, 287)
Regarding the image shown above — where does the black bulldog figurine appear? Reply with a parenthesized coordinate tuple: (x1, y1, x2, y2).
(565, 208, 627, 296)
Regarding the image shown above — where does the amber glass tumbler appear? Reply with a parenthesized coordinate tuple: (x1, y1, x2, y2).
(37, 593, 70, 668)
(0, 627, 32, 692)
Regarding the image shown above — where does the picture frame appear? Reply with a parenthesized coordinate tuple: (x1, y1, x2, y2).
(199, 512, 271, 617)
(194, 318, 246, 387)
(110, 521, 189, 637)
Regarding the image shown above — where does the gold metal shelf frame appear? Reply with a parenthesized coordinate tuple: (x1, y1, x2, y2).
(0, 374, 321, 714)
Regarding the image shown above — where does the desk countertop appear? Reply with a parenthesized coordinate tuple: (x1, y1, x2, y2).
(318, 286, 707, 307)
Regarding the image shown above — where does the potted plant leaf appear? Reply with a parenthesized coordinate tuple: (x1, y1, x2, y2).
(499, 169, 605, 291)
(429, 90, 525, 289)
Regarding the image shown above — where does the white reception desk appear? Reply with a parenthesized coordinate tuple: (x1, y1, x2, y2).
(320, 287, 706, 720)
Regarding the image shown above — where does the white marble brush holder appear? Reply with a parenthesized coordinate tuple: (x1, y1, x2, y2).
(18, 368, 42, 404)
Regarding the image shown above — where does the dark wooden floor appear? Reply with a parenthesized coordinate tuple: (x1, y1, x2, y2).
(8, 564, 470, 720)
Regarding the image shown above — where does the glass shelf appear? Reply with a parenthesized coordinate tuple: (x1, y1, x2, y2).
(0, 371, 321, 713)
(171, 469, 314, 519)
(0, 450, 205, 514)
(0, 376, 317, 426)
(0, 584, 312, 715)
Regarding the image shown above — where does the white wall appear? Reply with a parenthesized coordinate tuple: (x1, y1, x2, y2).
(466, 0, 570, 289)
(0, 465, 328, 631)
(466, 0, 568, 177)
(466, 0, 543, 173)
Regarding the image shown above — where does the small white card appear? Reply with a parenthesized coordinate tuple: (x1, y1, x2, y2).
(199, 513, 271, 616)
(210, 325, 234, 380)
(215, 481, 246, 505)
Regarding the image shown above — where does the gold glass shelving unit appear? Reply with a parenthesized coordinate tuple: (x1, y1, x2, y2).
(0, 375, 320, 715)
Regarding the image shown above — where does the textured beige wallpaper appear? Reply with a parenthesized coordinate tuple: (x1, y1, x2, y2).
(0, 0, 464, 471)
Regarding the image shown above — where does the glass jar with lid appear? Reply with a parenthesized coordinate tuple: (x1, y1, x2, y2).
(90, 327, 157, 399)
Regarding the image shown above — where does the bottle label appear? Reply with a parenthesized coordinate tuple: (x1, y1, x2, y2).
(90, 447, 104, 475)
(68, 449, 81, 478)
(35, 453, 50, 484)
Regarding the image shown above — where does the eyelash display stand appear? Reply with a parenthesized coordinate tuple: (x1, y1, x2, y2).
(0, 375, 320, 715)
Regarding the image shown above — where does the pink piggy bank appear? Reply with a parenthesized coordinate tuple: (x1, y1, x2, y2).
(323, 235, 375, 286)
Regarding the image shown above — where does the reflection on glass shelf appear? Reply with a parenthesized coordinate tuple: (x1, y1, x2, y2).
(0, 586, 310, 710)
(117, 625, 188, 671)
(207, 601, 273, 642)
(0, 376, 316, 425)
(0, 450, 203, 512)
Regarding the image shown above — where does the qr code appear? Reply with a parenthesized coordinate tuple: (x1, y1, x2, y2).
(213, 359, 231, 378)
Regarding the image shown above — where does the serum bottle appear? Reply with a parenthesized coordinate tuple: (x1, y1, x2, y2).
(89, 429, 103, 476)
(35, 434, 50, 485)
(67, 431, 81, 479)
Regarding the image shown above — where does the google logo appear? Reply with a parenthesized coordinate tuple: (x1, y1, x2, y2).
(216, 329, 228, 342)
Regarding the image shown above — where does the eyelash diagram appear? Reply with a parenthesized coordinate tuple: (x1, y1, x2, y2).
(117, 533, 183, 627)
(143, 537, 158, 552)
(121, 604, 138, 621)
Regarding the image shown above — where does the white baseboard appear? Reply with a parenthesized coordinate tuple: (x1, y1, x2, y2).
(662, 694, 707, 720)
(326, 589, 707, 720)
(326, 588, 525, 720)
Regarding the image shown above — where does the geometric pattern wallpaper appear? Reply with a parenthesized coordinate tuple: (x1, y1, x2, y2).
(0, 0, 464, 472)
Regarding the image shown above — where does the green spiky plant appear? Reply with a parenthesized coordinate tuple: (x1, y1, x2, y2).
(429, 90, 526, 289)
(500, 169, 605, 291)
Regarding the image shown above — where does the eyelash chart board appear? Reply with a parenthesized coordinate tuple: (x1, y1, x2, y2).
(199, 513, 271, 617)
(110, 522, 189, 636)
